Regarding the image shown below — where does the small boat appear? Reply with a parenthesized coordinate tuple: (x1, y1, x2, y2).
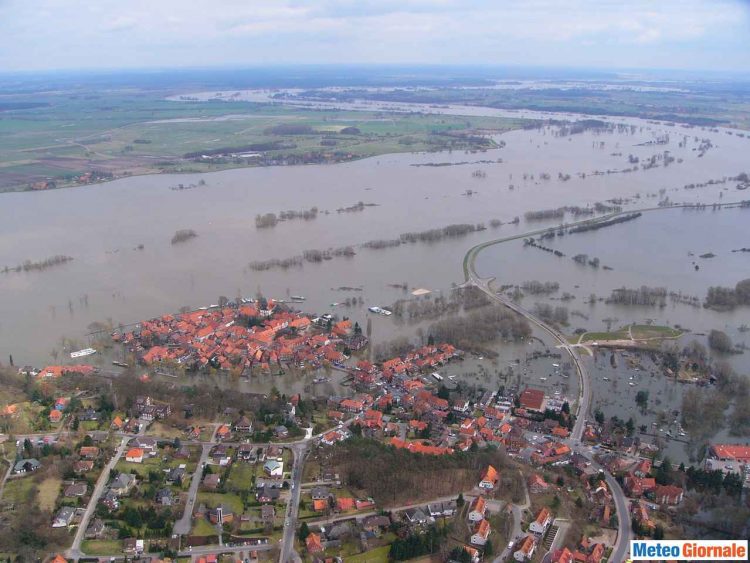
(112, 361, 129, 368)
(71, 348, 96, 358)
(602, 377, 610, 381)
(552, 363, 560, 367)
(291, 295, 306, 301)
(539, 377, 547, 381)
(628, 382, 636, 386)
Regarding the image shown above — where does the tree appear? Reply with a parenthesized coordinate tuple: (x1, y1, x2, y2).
(594, 409, 605, 424)
(626, 417, 635, 436)
(708, 330, 733, 353)
(635, 390, 649, 412)
(298, 522, 310, 541)
(653, 525, 664, 540)
(484, 540, 494, 557)
(456, 492, 465, 507)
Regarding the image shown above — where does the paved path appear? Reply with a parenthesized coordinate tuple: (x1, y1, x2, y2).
(66, 435, 130, 560)
(174, 425, 219, 537)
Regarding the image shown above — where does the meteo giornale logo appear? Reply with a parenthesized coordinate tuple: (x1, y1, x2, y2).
(630, 540, 748, 561)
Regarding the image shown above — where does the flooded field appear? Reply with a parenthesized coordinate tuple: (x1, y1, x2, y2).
(1, 101, 748, 413)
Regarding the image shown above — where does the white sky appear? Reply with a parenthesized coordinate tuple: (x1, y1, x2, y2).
(1, 0, 749, 72)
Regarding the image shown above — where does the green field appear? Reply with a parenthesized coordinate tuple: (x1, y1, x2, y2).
(576, 324, 683, 343)
(0, 91, 529, 192)
(81, 539, 123, 555)
(346, 545, 390, 563)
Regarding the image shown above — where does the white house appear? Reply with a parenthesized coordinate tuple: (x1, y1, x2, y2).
(264, 459, 284, 477)
(467, 496, 486, 522)
(529, 507, 552, 535)
(470, 519, 491, 546)
(514, 535, 537, 561)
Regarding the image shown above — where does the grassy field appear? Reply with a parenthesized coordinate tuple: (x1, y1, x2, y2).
(576, 324, 682, 343)
(191, 517, 219, 537)
(2, 476, 36, 505)
(81, 539, 123, 555)
(0, 91, 529, 192)
(346, 545, 390, 563)
(37, 476, 61, 512)
(197, 491, 244, 514)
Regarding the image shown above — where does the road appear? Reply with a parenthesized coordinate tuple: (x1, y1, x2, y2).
(66, 435, 130, 560)
(279, 444, 308, 563)
(174, 425, 219, 537)
(463, 225, 633, 563)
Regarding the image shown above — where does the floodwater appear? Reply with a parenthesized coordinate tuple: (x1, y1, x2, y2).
(1, 98, 748, 409)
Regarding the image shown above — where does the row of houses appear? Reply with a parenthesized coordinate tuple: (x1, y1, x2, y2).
(119, 302, 358, 373)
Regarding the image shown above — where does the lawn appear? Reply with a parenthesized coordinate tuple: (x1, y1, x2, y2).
(346, 545, 390, 563)
(630, 324, 683, 339)
(146, 422, 184, 440)
(81, 539, 123, 555)
(3, 476, 36, 505)
(191, 517, 219, 537)
(197, 491, 244, 514)
(226, 463, 255, 491)
(37, 476, 62, 512)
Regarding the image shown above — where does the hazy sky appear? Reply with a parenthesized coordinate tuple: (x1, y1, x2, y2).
(2, 0, 749, 72)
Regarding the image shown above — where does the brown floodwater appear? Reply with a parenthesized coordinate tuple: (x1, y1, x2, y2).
(1, 102, 748, 380)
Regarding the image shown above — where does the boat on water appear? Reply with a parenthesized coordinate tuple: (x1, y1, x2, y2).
(312, 377, 330, 384)
(291, 295, 306, 301)
(602, 377, 610, 381)
(629, 382, 636, 386)
(552, 363, 560, 367)
(71, 348, 96, 358)
(432, 372, 444, 381)
(539, 377, 547, 381)
(112, 361, 129, 368)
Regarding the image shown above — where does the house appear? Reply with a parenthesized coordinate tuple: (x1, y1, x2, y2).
(79, 446, 100, 460)
(110, 473, 136, 496)
(518, 388, 546, 411)
(514, 535, 537, 561)
(311, 486, 330, 501)
(123, 538, 145, 556)
(50, 555, 67, 563)
(129, 436, 158, 455)
(216, 424, 231, 440)
(155, 488, 173, 506)
(203, 473, 221, 490)
(13, 458, 41, 474)
(404, 507, 431, 526)
(470, 519, 491, 546)
(623, 474, 656, 498)
(125, 447, 144, 463)
(306, 532, 324, 553)
(427, 499, 456, 517)
(705, 443, 750, 474)
(549, 547, 574, 563)
(85, 518, 105, 539)
(52, 506, 76, 528)
(64, 482, 88, 497)
(363, 515, 391, 533)
(233, 415, 253, 433)
(653, 484, 684, 505)
(257, 486, 280, 503)
(49, 409, 63, 423)
(264, 459, 284, 477)
(73, 460, 94, 474)
(261, 504, 276, 523)
(167, 466, 186, 484)
(468, 496, 487, 522)
(529, 507, 552, 535)
(479, 465, 499, 489)
(336, 497, 355, 511)
(528, 473, 550, 494)
(274, 425, 289, 439)
(354, 498, 374, 510)
(209, 504, 234, 525)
